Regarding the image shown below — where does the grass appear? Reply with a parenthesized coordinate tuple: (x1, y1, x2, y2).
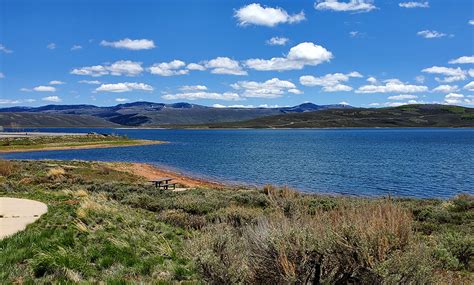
(0, 160, 472, 283)
(0, 134, 162, 153)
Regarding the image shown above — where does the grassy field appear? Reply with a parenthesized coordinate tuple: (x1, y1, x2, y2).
(0, 160, 472, 283)
(0, 134, 163, 153)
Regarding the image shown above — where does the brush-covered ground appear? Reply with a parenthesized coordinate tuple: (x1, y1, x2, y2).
(0, 160, 472, 284)
(0, 134, 163, 153)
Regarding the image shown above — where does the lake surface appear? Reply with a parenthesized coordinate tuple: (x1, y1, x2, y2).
(2, 128, 473, 198)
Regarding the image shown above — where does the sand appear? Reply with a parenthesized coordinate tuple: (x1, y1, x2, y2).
(0, 197, 48, 240)
(109, 162, 224, 189)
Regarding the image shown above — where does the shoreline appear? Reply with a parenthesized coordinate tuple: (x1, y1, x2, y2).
(108, 162, 225, 189)
(0, 140, 165, 154)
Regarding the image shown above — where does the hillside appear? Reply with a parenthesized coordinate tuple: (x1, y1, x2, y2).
(203, 105, 474, 128)
(0, 113, 118, 128)
(0, 102, 350, 127)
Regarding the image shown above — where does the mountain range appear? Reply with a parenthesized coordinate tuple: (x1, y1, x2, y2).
(0, 102, 351, 128)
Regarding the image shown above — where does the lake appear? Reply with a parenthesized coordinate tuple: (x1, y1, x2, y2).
(2, 128, 473, 198)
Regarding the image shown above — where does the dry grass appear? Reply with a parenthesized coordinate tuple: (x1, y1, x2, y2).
(188, 189, 426, 284)
(0, 159, 15, 177)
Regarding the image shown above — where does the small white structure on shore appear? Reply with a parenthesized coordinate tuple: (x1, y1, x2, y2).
(0, 126, 4, 132)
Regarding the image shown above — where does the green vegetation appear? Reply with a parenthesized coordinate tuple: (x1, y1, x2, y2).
(0, 160, 472, 283)
(0, 134, 162, 152)
(202, 104, 474, 128)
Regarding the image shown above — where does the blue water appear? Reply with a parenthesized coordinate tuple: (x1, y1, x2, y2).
(2, 128, 473, 198)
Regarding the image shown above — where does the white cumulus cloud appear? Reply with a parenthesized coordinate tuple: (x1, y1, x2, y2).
(71, 60, 143, 77)
(463, 81, 474, 91)
(49, 80, 65, 85)
(0, 44, 13, 53)
(245, 42, 333, 71)
(231, 78, 301, 98)
(299, 72, 362, 92)
(422, 66, 467, 82)
(399, 2, 429, 8)
(95, 82, 153, 93)
(162, 92, 241, 101)
(444, 93, 466, 105)
(100, 38, 155, 50)
(449, 56, 474, 64)
(42, 96, 61, 102)
(149, 60, 188, 76)
(388, 94, 418, 100)
(205, 57, 247, 75)
(431, 85, 459, 93)
(186, 63, 206, 71)
(71, 45, 82, 51)
(33, 86, 56, 92)
(179, 85, 208, 91)
(79, 80, 101, 85)
(314, 0, 376, 13)
(234, 3, 305, 27)
(417, 30, 449, 38)
(266, 37, 289, 46)
(115, 98, 129, 102)
(356, 79, 428, 93)
(47, 43, 56, 50)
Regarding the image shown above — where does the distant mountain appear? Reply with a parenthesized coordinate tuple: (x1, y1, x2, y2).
(0, 113, 118, 128)
(200, 105, 474, 128)
(0, 102, 351, 127)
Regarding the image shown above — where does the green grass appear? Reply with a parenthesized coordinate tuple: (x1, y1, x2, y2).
(0, 134, 161, 152)
(0, 160, 472, 283)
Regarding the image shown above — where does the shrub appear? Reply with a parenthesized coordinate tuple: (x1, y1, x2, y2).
(0, 159, 15, 177)
(188, 199, 418, 284)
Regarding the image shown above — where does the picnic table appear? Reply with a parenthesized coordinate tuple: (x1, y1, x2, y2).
(149, 178, 176, 190)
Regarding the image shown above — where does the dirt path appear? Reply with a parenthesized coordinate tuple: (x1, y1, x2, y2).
(0, 197, 48, 240)
(109, 162, 224, 189)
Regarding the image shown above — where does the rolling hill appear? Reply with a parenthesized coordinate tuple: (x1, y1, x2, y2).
(201, 105, 474, 128)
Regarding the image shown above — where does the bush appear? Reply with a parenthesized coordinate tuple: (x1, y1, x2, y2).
(0, 159, 16, 177)
(188, 200, 419, 284)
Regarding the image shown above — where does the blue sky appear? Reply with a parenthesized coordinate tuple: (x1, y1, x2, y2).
(0, 0, 473, 108)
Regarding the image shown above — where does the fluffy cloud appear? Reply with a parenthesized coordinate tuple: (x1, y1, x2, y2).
(42, 96, 61, 102)
(47, 43, 56, 50)
(417, 30, 449, 38)
(49, 80, 65, 85)
(444, 93, 466, 105)
(205, 57, 247, 75)
(366, 76, 378, 84)
(245, 42, 333, 71)
(162, 92, 241, 101)
(266, 37, 289, 46)
(0, 44, 13, 53)
(231, 78, 301, 98)
(464, 81, 474, 91)
(95, 82, 153, 93)
(314, 0, 376, 13)
(234, 3, 305, 27)
(469, 20, 474, 25)
(71, 60, 143, 77)
(71, 45, 82, 51)
(115, 98, 129, 102)
(387, 94, 418, 100)
(179, 85, 208, 91)
(449, 56, 474, 64)
(431, 85, 459, 93)
(470, 69, 474, 77)
(399, 1, 429, 8)
(422, 66, 467, 82)
(0, 72, 4, 78)
(107, 60, 144, 76)
(79, 80, 101, 85)
(0, 99, 36, 104)
(100, 38, 155, 50)
(33, 86, 56, 92)
(149, 60, 188, 76)
(186, 63, 206, 71)
(299, 72, 362, 92)
(356, 79, 428, 93)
